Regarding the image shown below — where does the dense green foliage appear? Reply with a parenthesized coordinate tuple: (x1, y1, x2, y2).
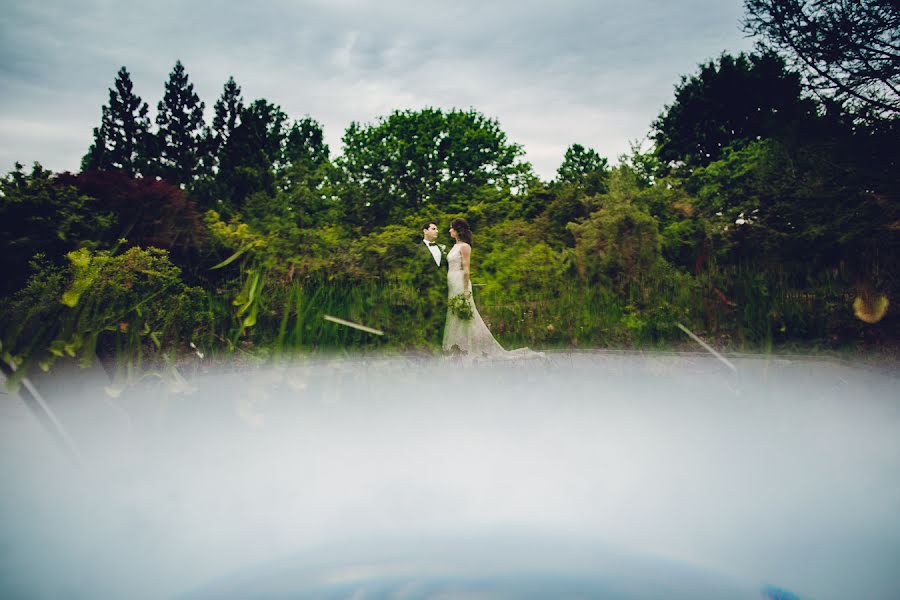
(2, 27, 898, 383)
(335, 108, 532, 229)
(0, 247, 206, 389)
(652, 52, 818, 170)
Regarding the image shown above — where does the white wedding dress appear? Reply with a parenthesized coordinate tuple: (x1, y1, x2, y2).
(442, 244, 544, 360)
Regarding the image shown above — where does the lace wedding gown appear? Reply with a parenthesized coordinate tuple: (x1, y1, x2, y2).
(442, 244, 544, 360)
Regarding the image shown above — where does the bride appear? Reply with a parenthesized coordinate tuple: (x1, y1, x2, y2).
(442, 218, 543, 360)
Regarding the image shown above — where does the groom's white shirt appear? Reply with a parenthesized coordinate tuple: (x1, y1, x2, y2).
(423, 239, 441, 266)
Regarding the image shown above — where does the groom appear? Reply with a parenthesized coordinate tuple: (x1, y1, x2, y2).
(413, 221, 448, 348)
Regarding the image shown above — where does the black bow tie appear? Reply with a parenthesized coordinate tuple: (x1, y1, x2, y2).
(426, 242, 437, 247)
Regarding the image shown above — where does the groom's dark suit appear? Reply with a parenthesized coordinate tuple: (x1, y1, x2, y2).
(413, 240, 447, 289)
(411, 240, 448, 348)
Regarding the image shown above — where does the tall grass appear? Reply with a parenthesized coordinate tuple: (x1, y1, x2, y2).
(711, 262, 854, 351)
(2, 256, 879, 389)
(200, 269, 845, 356)
(190, 263, 867, 361)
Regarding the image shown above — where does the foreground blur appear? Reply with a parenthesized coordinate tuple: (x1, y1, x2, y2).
(1, 352, 898, 599)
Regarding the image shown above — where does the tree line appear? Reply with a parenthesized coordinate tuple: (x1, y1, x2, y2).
(1, 0, 897, 383)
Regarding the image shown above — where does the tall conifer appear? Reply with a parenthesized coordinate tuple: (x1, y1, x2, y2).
(82, 67, 152, 176)
(155, 60, 208, 185)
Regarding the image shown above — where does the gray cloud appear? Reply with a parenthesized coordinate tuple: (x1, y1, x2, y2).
(1, 0, 754, 179)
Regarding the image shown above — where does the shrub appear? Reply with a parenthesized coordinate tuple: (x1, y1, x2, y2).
(1, 246, 206, 388)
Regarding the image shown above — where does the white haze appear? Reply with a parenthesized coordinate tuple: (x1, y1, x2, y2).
(1, 352, 898, 598)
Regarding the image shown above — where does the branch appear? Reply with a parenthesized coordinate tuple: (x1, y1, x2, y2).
(848, 43, 900, 98)
(769, 1, 899, 114)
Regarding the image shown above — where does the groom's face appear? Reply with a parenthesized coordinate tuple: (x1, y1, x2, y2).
(423, 223, 438, 242)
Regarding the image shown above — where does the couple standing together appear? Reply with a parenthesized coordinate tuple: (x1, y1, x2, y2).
(419, 218, 542, 360)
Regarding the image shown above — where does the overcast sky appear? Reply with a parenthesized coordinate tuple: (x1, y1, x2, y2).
(1, 0, 755, 181)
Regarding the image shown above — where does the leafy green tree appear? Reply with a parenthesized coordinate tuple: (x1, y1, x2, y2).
(155, 60, 210, 185)
(617, 139, 662, 189)
(82, 67, 153, 176)
(743, 0, 900, 120)
(215, 99, 288, 211)
(687, 137, 897, 273)
(652, 52, 818, 170)
(543, 186, 589, 246)
(0, 163, 116, 297)
(336, 108, 532, 229)
(476, 219, 567, 299)
(556, 143, 610, 195)
(206, 103, 331, 224)
(270, 117, 336, 228)
(279, 116, 330, 193)
(520, 183, 556, 220)
(282, 116, 329, 175)
(568, 200, 663, 293)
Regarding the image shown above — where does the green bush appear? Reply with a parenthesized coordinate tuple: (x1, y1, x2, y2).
(1, 246, 207, 388)
(568, 200, 662, 292)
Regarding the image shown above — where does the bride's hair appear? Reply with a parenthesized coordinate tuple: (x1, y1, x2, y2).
(451, 218, 473, 245)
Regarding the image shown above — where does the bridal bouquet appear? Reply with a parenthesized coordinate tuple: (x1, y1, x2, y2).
(448, 293, 474, 320)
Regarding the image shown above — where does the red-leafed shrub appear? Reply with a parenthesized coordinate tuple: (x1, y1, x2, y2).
(58, 169, 208, 274)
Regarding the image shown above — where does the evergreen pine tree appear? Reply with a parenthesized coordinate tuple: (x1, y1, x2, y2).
(82, 108, 110, 172)
(188, 77, 244, 210)
(155, 60, 208, 186)
(82, 67, 152, 176)
(210, 76, 244, 165)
